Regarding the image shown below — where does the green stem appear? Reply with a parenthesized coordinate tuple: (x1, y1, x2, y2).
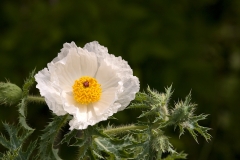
(103, 124, 147, 135)
(26, 95, 45, 103)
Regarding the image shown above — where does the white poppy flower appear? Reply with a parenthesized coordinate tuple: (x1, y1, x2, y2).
(35, 41, 140, 130)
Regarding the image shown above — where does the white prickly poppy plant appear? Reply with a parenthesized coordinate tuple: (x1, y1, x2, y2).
(0, 41, 211, 160)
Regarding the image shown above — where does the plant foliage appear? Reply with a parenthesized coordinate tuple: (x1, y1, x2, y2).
(0, 72, 211, 159)
(0, 123, 36, 160)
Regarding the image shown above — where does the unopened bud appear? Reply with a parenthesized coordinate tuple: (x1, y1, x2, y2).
(0, 82, 22, 105)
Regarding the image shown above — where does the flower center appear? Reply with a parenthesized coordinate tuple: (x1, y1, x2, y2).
(72, 76, 102, 104)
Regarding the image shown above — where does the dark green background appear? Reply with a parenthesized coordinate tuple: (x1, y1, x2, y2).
(1, 0, 240, 159)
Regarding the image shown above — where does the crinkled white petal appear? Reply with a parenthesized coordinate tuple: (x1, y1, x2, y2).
(35, 41, 140, 130)
(35, 68, 67, 115)
(115, 76, 140, 111)
(48, 46, 98, 92)
(51, 42, 78, 64)
(95, 60, 121, 91)
(92, 87, 118, 116)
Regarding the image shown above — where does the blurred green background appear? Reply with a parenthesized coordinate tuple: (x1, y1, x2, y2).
(1, 0, 240, 159)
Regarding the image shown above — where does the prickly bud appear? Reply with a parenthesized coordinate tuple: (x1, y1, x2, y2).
(0, 82, 22, 105)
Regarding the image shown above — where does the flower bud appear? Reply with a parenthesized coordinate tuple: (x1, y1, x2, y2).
(0, 82, 22, 105)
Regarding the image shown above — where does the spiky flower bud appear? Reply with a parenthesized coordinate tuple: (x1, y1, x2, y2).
(0, 82, 22, 105)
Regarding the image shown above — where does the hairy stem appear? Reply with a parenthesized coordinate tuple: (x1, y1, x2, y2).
(103, 125, 147, 135)
(26, 95, 45, 104)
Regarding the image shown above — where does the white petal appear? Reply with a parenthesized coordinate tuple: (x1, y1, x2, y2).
(35, 68, 67, 115)
(92, 87, 118, 115)
(76, 48, 98, 77)
(52, 42, 78, 64)
(116, 76, 140, 111)
(69, 119, 86, 130)
(83, 41, 108, 58)
(61, 91, 88, 122)
(95, 60, 121, 91)
(49, 47, 98, 92)
(86, 104, 98, 121)
(45, 97, 66, 115)
(76, 106, 88, 122)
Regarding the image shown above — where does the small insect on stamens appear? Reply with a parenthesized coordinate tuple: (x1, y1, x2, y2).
(83, 81, 89, 87)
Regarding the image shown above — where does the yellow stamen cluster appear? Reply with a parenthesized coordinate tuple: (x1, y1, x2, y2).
(72, 76, 102, 104)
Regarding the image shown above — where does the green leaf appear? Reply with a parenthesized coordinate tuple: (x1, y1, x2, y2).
(131, 87, 173, 124)
(16, 140, 37, 160)
(77, 143, 89, 160)
(0, 148, 19, 160)
(0, 134, 11, 149)
(92, 149, 104, 159)
(76, 129, 95, 160)
(133, 128, 171, 160)
(61, 129, 79, 145)
(94, 136, 134, 159)
(163, 152, 187, 160)
(61, 128, 93, 160)
(134, 92, 148, 102)
(135, 135, 154, 160)
(2, 123, 33, 150)
(154, 130, 175, 153)
(0, 123, 36, 160)
(178, 115, 211, 143)
(168, 93, 211, 142)
(37, 114, 69, 160)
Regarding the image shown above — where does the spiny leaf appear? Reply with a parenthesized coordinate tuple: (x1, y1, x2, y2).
(37, 114, 69, 160)
(157, 134, 175, 153)
(0, 123, 36, 160)
(92, 149, 104, 159)
(61, 127, 94, 159)
(77, 144, 90, 160)
(163, 152, 187, 160)
(167, 93, 197, 126)
(135, 134, 153, 160)
(72, 136, 89, 147)
(134, 92, 148, 102)
(74, 128, 93, 160)
(19, 116, 33, 131)
(164, 85, 173, 103)
(136, 129, 176, 160)
(178, 115, 211, 143)
(0, 148, 19, 160)
(0, 134, 11, 149)
(94, 136, 134, 159)
(61, 129, 79, 145)
(15, 140, 37, 160)
(146, 86, 162, 102)
(167, 93, 211, 142)
(133, 87, 172, 123)
(52, 148, 62, 160)
(138, 110, 159, 118)
(2, 123, 33, 150)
